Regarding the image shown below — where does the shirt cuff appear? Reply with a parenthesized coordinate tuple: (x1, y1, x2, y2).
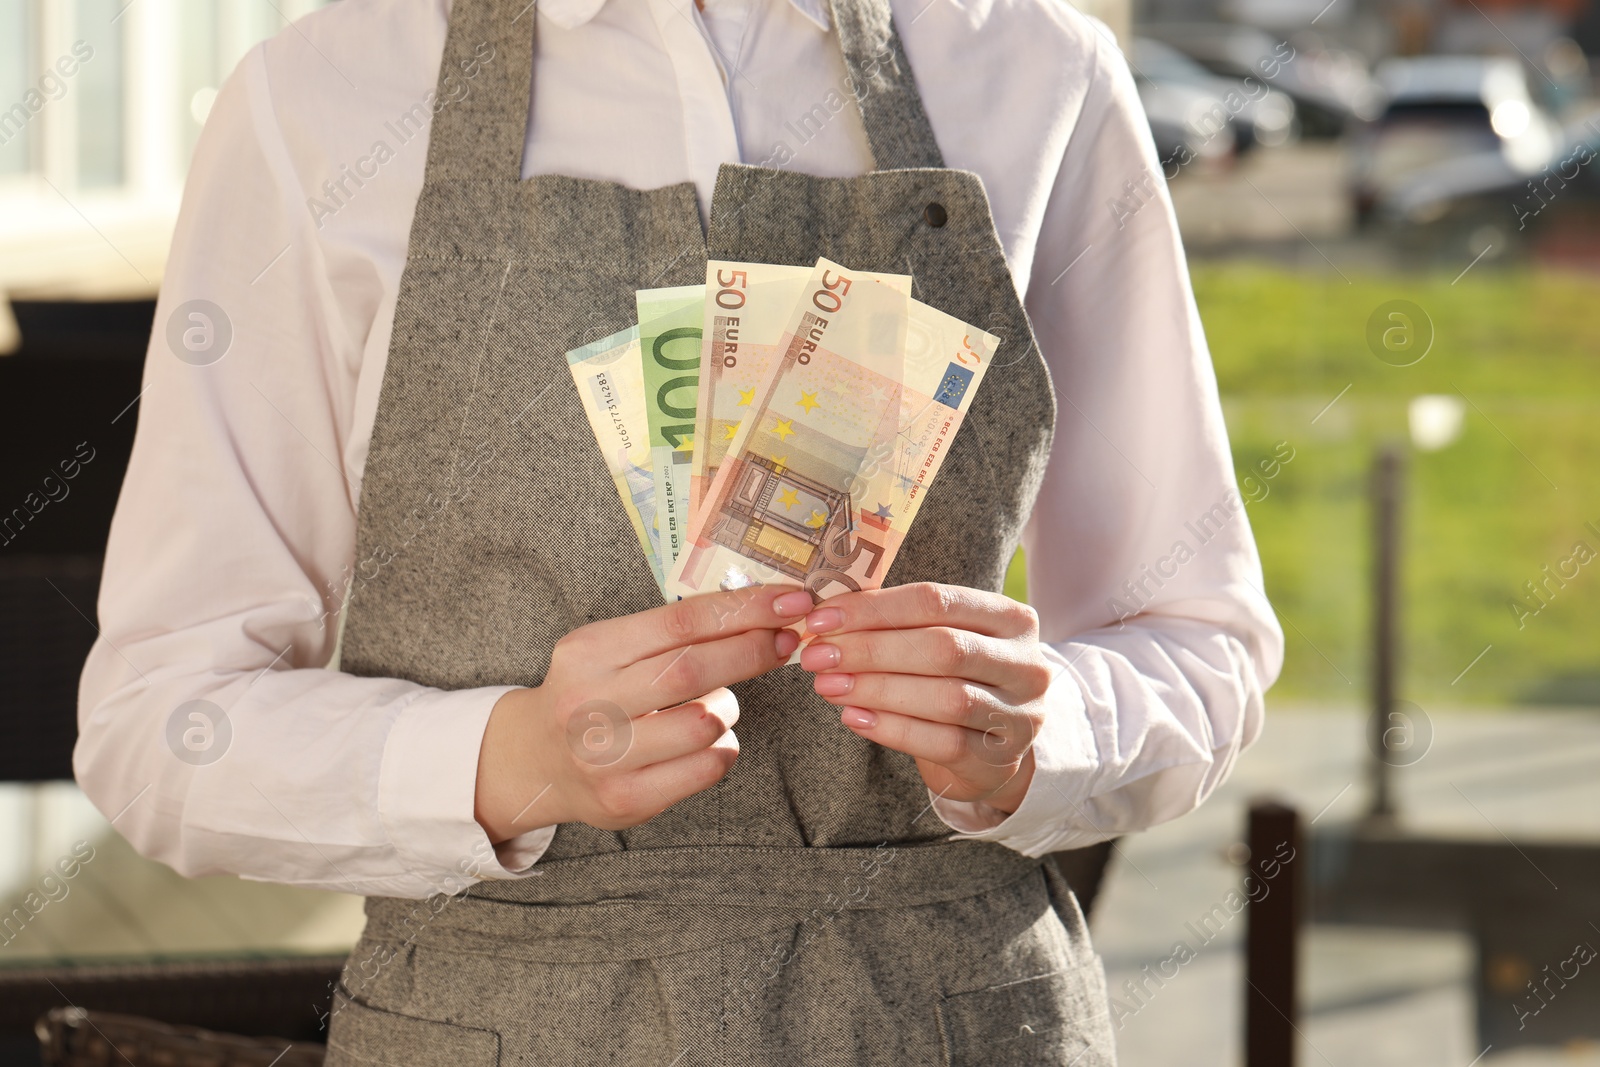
(377, 684, 556, 893)
(491, 826, 558, 872)
(927, 643, 1103, 856)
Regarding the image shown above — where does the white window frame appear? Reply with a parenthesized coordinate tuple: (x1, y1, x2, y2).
(0, 0, 325, 327)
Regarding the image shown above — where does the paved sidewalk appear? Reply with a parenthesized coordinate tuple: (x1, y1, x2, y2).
(1092, 705, 1600, 1067)
(5, 706, 1598, 1065)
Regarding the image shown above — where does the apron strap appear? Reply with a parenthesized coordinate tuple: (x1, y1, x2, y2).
(424, 0, 945, 182)
(827, 0, 947, 170)
(421, 0, 538, 181)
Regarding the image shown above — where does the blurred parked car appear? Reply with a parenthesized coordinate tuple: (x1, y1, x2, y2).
(1352, 56, 1565, 225)
(1131, 37, 1299, 154)
(1132, 73, 1241, 174)
(1142, 22, 1382, 137)
(1371, 104, 1600, 261)
(1134, 67, 1240, 174)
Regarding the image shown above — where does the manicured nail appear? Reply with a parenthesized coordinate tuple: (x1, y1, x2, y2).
(774, 629, 801, 658)
(841, 707, 877, 729)
(813, 673, 854, 697)
(800, 643, 840, 671)
(773, 590, 815, 618)
(805, 608, 844, 634)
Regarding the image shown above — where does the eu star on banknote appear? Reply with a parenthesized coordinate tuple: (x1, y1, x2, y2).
(565, 257, 998, 607)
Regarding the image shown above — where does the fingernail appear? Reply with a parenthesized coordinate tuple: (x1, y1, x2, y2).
(773, 590, 815, 618)
(805, 608, 844, 634)
(841, 707, 877, 729)
(800, 643, 840, 671)
(813, 673, 853, 697)
(774, 629, 801, 658)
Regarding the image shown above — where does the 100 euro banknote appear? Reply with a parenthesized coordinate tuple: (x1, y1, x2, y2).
(667, 258, 998, 602)
(638, 284, 706, 568)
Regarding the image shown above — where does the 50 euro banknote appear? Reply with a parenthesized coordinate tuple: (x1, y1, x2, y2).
(666, 258, 998, 604)
(693, 261, 913, 517)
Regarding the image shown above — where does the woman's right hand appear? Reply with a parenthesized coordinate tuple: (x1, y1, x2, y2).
(473, 586, 813, 842)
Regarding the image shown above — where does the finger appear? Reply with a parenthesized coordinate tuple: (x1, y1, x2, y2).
(836, 704, 1032, 774)
(802, 583, 1037, 641)
(615, 627, 799, 713)
(799, 626, 1031, 689)
(620, 688, 740, 770)
(601, 733, 741, 828)
(566, 585, 814, 667)
(810, 671, 1003, 730)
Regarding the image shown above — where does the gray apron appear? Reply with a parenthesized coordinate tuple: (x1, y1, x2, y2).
(326, 0, 1116, 1062)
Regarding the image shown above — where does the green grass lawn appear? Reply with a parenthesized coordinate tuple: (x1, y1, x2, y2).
(1197, 263, 1600, 706)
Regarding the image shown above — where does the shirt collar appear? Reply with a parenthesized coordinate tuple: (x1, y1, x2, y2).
(540, 0, 832, 33)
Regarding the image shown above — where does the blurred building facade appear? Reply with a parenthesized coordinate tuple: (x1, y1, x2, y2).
(1076, 0, 1134, 43)
(1136, 0, 1599, 57)
(0, 0, 1127, 352)
(0, 0, 314, 349)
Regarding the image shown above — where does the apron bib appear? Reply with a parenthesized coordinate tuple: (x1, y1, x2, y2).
(328, 0, 1115, 1062)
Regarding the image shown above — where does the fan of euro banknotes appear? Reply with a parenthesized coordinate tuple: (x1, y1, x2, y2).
(565, 257, 997, 608)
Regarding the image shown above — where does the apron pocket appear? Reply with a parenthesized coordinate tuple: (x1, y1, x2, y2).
(936, 966, 1112, 1067)
(325, 985, 500, 1067)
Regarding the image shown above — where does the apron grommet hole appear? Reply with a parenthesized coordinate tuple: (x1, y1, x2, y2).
(923, 202, 948, 228)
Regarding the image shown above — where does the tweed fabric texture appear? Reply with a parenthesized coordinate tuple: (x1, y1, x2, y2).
(331, 0, 1113, 1061)
(331, 849, 1111, 1066)
(826, 0, 943, 170)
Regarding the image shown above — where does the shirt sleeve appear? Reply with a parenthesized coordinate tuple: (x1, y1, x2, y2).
(73, 42, 552, 899)
(927, 20, 1285, 854)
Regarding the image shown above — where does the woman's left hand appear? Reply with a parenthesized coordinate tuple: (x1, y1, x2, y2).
(799, 582, 1054, 815)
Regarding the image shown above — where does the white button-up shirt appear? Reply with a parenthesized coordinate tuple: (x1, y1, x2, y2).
(75, 0, 1284, 899)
